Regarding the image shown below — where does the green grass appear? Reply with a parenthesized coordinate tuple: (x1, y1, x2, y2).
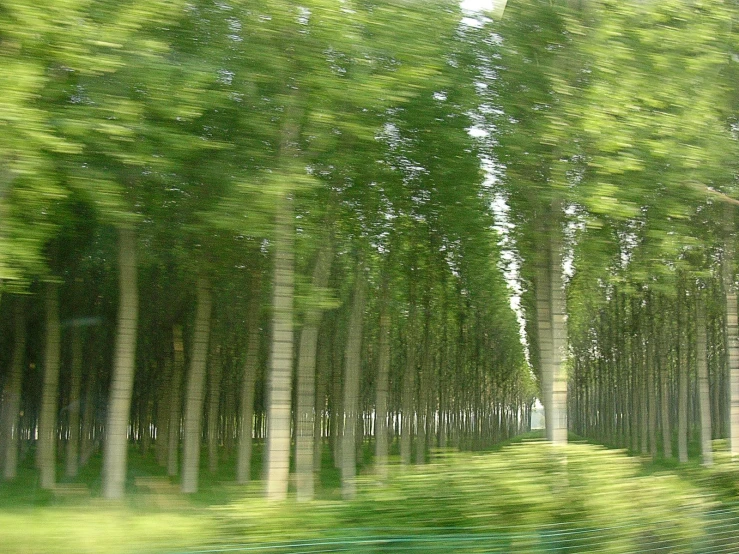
(1, 437, 737, 553)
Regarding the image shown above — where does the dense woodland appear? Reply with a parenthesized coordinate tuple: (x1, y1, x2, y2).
(2, 0, 739, 504)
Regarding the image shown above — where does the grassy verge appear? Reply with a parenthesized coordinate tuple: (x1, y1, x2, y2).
(0, 438, 736, 553)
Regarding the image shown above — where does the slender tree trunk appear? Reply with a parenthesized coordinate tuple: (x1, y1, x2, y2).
(401, 281, 417, 465)
(724, 234, 739, 458)
(416, 304, 432, 465)
(647, 298, 658, 459)
(696, 295, 713, 466)
(237, 280, 261, 483)
(207, 345, 222, 475)
(102, 226, 139, 499)
(156, 356, 172, 467)
(331, 329, 343, 469)
(549, 209, 568, 445)
(374, 274, 391, 476)
(224, 369, 236, 457)
(181, 277, 213, 494)
(660, 349, 672, 459)
(2, 297, 27, 480)
(65, 325, 83, 478)
(265, 191, 295, 501)
(341, 266, 366, 499)
(38, 282, 61, 489)
(314, 327, 330, 474)
(536, 257, 553, 442)
(677, 284, 688, 463)
(168, 325, 184, 476)
(80, 358, 98, 468)
(296, 242, 333, 501)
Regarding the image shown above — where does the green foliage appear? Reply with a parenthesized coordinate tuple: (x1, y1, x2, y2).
(211, 443, 710, 553)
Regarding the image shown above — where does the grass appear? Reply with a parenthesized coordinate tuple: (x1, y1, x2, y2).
(0, 436, 737, 553)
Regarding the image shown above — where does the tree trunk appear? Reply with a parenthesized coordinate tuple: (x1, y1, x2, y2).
(416, 305, 433, 465)
(341, 266, 366, 499)
(168, 325, 184, 476)
(724, 233, 739, 458)
(549, 209, 568, 445)
(296, 242, 333, 501)
(314, 327, 330, 474)
(207, 345, 222, 475)
(677, 283, 689, 463)
(102, 226, 139, 499)
(156, 355, 172, 467)
(65, 325, 83, 478)
(401, 283, 417, 465)
(696, 295, 713, 466)
(265, 191, 295, 501)
(660, 351, 672, 459)
(374, 274, 391, 477)
(330, 327, 343, 469)
(181, 276, 213, 494)
(647, 299, 658, 459)
(38, 282, 61, 489)
(80, 356, 98, 468)
(536, 256, 554, 442)
(2, 297, 27, 481)
(224, 369, 236, 457)
(236, 280, 261, 484)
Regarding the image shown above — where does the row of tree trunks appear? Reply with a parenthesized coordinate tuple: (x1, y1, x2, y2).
(0, 237, 532, 500)
(570, 275, 739, 467)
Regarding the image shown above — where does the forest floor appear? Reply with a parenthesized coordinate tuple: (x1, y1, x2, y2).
(2, 434, 739, 553)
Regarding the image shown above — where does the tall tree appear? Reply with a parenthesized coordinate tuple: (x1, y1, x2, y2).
(101, 227, 139, 499)
(181, 277, 213, 494)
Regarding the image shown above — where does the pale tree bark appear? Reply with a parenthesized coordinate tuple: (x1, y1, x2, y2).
(296, 241, 333, 501)
(341, 265, 366, 500)
(696, 294, 713, 466)
(549, 208, 568, 445)
(38, 281, 61, 489)
(236, 278, 261, 484)
(677, 283, 689, 463)
(659, 344, 672, 459)
(314, 327, 331, 474)
(65, 325, 83, 478)
(168, 325, 185, 477)
(102, 226, 139, 499)
(331, 326, 343, 469)
(374, 274, 391, 477)
(224, 371, 236, 456)
(181, 277, 213, 494)
(265, 190, 296, 501)
(639, 331, 648, 456)
(647, 301, 657, 459)
(207, 345, 222, 475)
(723, 229, 739, 458)
(416, 305, 433, 465)
(2, 297, 27, 480)
(536, 254, 553, 442)
(401, 281, 417, 465)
